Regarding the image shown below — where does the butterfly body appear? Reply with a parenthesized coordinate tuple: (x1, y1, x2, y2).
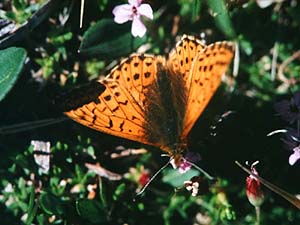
(63, 35, 234, 166)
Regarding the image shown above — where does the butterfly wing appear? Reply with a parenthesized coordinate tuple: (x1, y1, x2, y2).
(181, 41, 235, 137)
(62, 36, 234, 158)
(168, 35, 206, 91)
(64, 54, 169, 148)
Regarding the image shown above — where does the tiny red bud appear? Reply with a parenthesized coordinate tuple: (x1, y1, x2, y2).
(246, 167, 264, 207)
(138, 172, 150, 186)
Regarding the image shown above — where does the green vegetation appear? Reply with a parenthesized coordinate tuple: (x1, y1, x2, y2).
(1, 0, 300, 224)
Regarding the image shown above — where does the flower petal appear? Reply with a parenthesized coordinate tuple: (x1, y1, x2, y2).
(131, 17, 146, 37)
(179, 165, 191, 173)
(289, 149, 300, 165)
(112, 4, 133, 24)
(178, 159, 192, 174)
(138, 4, 153, 20)
(256, 0, 274, 8)
(129, 0, 142, 7)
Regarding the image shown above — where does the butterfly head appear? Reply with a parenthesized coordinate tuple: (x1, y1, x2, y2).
(162, 142, 188, 168)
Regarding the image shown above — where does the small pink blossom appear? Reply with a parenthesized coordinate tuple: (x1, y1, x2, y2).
(112, 0, 153, 37)
(289, 146, 300, 165)
(170, 157, 192, 174)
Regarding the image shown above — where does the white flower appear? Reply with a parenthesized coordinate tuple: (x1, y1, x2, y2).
(31, 140, 51, 174)
(256, 0, 285, 8)
(112, 0, 153, 37)
(289, 146, 300, 165)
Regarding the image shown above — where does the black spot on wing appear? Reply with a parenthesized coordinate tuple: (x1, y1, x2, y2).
(144, 72, 151, 78)
(133, 73, 140, 80)
(104, 95, 111, 101)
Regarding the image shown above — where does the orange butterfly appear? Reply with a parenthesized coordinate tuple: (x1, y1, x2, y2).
(63, 35, 234, 167)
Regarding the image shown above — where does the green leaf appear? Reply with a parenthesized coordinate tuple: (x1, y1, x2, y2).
(162, 168, 200, 187)
(76, 199, 107, 224)
(192, 0, 202, 22)
(0, 47, 26, 101)
(39, 193, 65, 215)
(79, 19, 147, 59)
(25, 185, 37, 225)
(206, 0, 236, 38)
(113, 183, 126, 201)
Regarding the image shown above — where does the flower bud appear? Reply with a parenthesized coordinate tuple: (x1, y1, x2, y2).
(246, 163, 264, 207)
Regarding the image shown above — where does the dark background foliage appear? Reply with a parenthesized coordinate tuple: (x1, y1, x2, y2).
(0, 0, 300, 224)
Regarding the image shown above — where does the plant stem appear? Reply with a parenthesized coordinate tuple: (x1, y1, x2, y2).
(255, 206, 260, 225)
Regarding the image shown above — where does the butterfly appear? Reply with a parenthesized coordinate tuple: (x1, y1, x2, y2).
(61, 34, 234, 167)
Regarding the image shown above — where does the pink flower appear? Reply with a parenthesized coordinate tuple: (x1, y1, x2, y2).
(170, 157, 192, 174)
(246, 162, 264, 207)
(289, 146, 300, 165)
(112, 0, 153, 37)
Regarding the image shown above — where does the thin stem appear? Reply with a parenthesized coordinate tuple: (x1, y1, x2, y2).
(277, 50, 300, 84)
(255, 206, 261, 225)
(235, 161, 300, 209)
(233, 41, 240, 77)
(0, 117, 67, 134)
(80, 0, 85, 28)
(271, 42, 278, 81)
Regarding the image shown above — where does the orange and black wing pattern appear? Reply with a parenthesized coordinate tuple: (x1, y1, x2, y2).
(63, 54, 166, 148)
(166, 35, 234, 139)
(61, 35, 234, 156)
(181, 41, 235, 137)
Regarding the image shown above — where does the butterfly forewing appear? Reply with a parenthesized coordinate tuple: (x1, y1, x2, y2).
(108, 54, 160, 109)
(168, 35, 206, 89)
(65, 55, 166, 147)
(181, 41, 235, 137)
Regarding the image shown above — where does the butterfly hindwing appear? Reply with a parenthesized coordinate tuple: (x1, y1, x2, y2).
(181, 41, 235, 137)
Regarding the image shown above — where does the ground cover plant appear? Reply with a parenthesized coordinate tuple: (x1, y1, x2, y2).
(1, 0, 300, 224)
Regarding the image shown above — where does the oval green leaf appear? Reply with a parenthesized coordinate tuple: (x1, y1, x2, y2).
(0, 47, 27, 101)
(162, 168, 200, 187)
(79, 19, 147, 59)
(206, 0, 236, 38)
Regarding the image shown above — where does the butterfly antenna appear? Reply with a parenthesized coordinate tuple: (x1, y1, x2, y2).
(0, 117, 67, 134)
(188, 161, 215, 181)
(134, 158, 172, 200)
